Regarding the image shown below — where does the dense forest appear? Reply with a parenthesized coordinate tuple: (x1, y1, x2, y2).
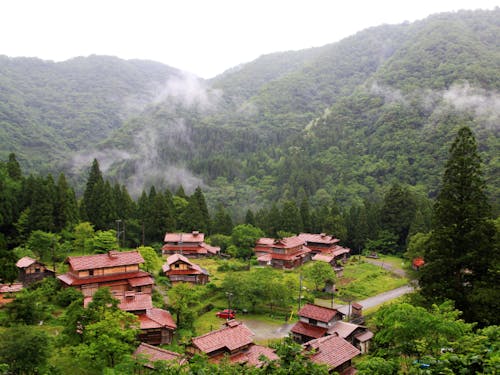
(0, 9, 498, 218)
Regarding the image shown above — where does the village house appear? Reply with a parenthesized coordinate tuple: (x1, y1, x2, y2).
(299, 233, 351, 263)
(311, 253, 345, 277)
(303, 334, 360, 374)
(328, 320, 374, 354)
(291, 303, 345, 343)
(162, 231, 220, 258)
(16, 256, 55, 285)
(188, 320, 279, 367)
(162, 254, 209, 285)
(0, 283, 23, 305)
(254, 236, 311, 269)
(134, 342, 186, 369)
(57, 250, 154, 297)
(84, 291, 177, 345)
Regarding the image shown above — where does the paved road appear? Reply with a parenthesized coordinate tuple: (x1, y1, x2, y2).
(332, 284, 414, 315)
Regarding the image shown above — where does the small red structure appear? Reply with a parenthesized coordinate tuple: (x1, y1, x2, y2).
(162, 231, 220, 258)
(0, 283, 23, 305)
(216, 309, 236, 320)
(412, 257, 425, 270)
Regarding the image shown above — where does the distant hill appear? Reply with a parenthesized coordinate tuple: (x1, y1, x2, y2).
(0, 9, 498, 213)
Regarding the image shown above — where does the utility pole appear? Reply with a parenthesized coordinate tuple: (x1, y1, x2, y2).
(116, 220, 122, 248)
(226, 292, 233, 321)
(298, 273, 303, 312)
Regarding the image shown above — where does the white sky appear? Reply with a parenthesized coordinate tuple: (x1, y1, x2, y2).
(1, 0, 498, 78)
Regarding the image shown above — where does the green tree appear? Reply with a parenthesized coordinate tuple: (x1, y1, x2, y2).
(419, 127, 497, 324)
(380, 183, 416, 251)
(167, 282, 198, 329)
(137, 246, 162, 273)
(231, 224, 264, 259)
(93, 230, 118, 253)
(54, 173, 78, 231)
(26, 230, 60, 263)
(0, 326, 50, 374)
(281, 200, 302, 234)
(304, 261, 337, 291)
(6, 153, 22, 181)
(212, 204, 233, 235)
(73, 221, 95, 254)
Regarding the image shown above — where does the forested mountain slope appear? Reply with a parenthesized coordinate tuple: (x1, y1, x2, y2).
(0, 55, 183, 172)
(0, 9, 498, 213)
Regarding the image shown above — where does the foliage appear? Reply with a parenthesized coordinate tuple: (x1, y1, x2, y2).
(419, 127, 498, 325)
(138, 246, 162, 272)
(93, 230, 119, 253)
(0, 325, 50, 374)
(167, 282, 199, 330)
(303, 261, 336, 291)
(230, 224, 264, 259)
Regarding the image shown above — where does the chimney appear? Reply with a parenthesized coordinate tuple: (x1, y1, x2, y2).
(108, 250, 118, 258)
(320, 233, 326, 238)
(192, 231, 199, 236)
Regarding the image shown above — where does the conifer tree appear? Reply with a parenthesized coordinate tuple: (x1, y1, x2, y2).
(419, 127, 497, 324)
(6, 153, 22, 181)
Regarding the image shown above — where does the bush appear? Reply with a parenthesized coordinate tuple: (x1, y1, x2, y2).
(56, 288, 83, 307)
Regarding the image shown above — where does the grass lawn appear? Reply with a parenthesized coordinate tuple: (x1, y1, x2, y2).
(335, 260, 408, 301)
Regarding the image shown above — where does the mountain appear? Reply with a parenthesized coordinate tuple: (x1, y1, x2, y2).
(0, 9, 498, 214)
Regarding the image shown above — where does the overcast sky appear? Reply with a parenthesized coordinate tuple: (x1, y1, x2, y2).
(1, 0, 498, 78)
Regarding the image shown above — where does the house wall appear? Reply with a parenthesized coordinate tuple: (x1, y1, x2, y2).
(77, 264, 139, 278)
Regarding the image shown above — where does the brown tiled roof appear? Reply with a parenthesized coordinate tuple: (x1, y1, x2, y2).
(138, 308, 176, 330)
(162, 254, 209, 275)
(312, 253, 335, 263)
(200, 243, 220, 254)
(304, 334, 360, 369)
(117, 293, 153, 311)
(327, 321, 360, 338)
(255, 238, 275, 246)
(16, 256, 37, 268)
(291, 321, 328, 339)
(354, 330, 374, 342)
(265, 247, 311, 261)
(66, 250, 144, 271)
(257, 254, 272, 262)
(57, 270, 153, 286)
(245, 345, 279, 367)
(332, 246, 350, 257)
(191, 321, 254, 354)
(272, 236, 305, 249)
(298, 303, 342, 322)
(299, 233, 340, 245)
(164, 232, 204, 243)
(134, 342, 186, 368)
(0, 283, 23, 293)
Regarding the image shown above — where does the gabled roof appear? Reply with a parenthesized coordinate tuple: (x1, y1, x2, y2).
(332, 246, 350, 257)
(245, 345, 279, 367)
(271, 236, 305, 249)
(354, 330, 374, 342)
(138, 308, 176, 330)
(291, 321, 328, 339)
(327, 321, 361, 338)
(66, 250, 144, 271)
(134, 343, 186, 368)
(304, 334, 360, 369)
(191, 321, 254, 354)
(117, 293, 153, 311)
(164, 231, 204, 243)
(298, 303, 342, 322)
(0, 283, 23, 293)
(299, 233, 340, 245)
(16, 256, 37, 268)
(312, 253, 335, 263)
(57, 270, 153, 286)
(162, 254, 209, 275)
(255, 238, 275, 246)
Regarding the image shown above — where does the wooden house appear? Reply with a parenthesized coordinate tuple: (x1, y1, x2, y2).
(84, 291, 177, 345)
(291, 303, 344, 343)
(328, 320, 373, 354)
(299, 233, 351, 263)
(162, 231, 220, 258)
(57, 250, 154, 297)
(16, 256, 55, 285)
(0, 283, 23, 305)
(188, 320, 278, 367)
(303, 334, 360, 374)
(162, 254, 209, 284)
(255, 236, 311, 269)
(134, 343, 186, 369)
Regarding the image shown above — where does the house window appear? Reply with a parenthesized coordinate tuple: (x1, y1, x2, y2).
(174, 264, 180, 269)
(136, 286, 142, 293)
(88, 270, 94, 276)
(309, 318, 318, 325)
(35, 268, 41, 273)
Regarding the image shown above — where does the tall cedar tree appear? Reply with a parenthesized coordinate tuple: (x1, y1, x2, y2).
(81, 159, 109, 230)
(419, 127, 497, 324)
